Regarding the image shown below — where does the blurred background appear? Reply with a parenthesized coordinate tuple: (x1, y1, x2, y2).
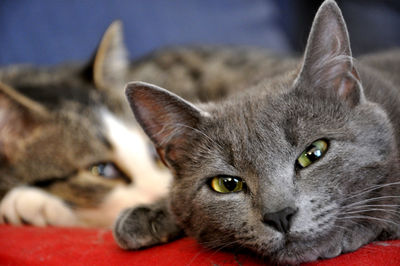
(1, 0, 399, 66)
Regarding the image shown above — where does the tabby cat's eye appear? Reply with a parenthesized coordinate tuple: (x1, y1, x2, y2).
(89, 162, 130, 182)
(210, 176, 244, 193)
(297, 139, 329, 168)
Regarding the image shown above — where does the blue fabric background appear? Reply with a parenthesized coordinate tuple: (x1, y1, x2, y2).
(1, 1, 399, 66)
(0, 0, 290, 66)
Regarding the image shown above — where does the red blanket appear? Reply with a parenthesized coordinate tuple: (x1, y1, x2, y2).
(1, 225, 400, 265)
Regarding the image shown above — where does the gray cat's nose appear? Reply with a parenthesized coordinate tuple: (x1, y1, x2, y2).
(263, 207, 297, 233)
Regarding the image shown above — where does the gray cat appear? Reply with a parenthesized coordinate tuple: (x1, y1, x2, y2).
(113, 0, 400, 264)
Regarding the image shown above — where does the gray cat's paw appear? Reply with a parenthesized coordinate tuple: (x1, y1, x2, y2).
(113, 205, 182, 250)
(340, 225, 378, 254)
(318, 243, 342, 259)
(0, 186, 77, 226)
(315, 226, 379, 260)
(341, 235, 369, 253)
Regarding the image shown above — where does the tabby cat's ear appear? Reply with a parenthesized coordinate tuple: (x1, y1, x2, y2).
(0, 82, 49, 118)
(86, 20, 129, 90)
(125, 82, 207, 168)
(0, 82, 48, 161)
(295, 0, 364, 107)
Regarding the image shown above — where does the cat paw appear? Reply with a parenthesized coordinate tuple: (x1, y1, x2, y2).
(113, 207, 164, 249)
(113, 205, 182, 250)
(318, 243, 342, 259)
(0, 186, 77, 227)
(340, 225, 378, 253)
(341, 236, 368, 253)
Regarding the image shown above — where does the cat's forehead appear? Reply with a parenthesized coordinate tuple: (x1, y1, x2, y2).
(204, 85, 349, 150)
(0, 64, 81, 85)
(0, 64, 95, 109)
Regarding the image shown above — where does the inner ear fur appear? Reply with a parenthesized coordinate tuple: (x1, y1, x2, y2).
(125, 81, 206, 167)
(295, 0, 364, 107)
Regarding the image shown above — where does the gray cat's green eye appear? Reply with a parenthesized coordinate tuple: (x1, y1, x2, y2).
(297, 139, 329, 168)
(210, 176, 243, 193)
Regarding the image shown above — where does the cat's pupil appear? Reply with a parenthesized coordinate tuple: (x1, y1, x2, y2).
(223, 177, 238, 191)
(297, 139, 329, 168)
(99, 164, 110, 176)
(210, 176, 244, 193)
(90, 162, 121, 179)
(306, 146, 322, 161)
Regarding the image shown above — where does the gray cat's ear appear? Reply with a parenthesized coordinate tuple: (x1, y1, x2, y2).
(88, 20, 129, 90)
(125, 82, 207, 167)
(295, 0, 364, 107)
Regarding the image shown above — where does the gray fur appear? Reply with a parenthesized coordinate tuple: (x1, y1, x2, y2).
(115, 0, 400, 264)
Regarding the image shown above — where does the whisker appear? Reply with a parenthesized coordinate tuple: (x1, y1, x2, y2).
(186, 234, 247, 266)
(186, 249, 205, 266)
(349, 204, 400, 209)
(197, 231, 238, 249)
(339, 208, 400, 216)
(185, 237, 238, 266)
(337, 218, 369, 231)
(343, 196, 400, 209)
(337, 215, 400, 227)
(331, 224, 350, 231)
(208, 239, 241, 255)
(343, 181, 400, 202)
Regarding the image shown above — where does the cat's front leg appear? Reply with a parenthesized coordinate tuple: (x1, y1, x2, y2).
(113, 198, 183, 250)
(0, 186, 77, 226)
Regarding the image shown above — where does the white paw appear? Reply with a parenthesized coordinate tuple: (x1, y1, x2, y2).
(0, 186, 77, 227)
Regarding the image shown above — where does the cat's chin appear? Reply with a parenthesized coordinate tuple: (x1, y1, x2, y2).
(259, 231, 344, 265)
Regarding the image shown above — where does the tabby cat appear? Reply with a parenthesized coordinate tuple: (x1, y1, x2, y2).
(0, 21, 173, 228)
(0, 21, 286, 227)
(114, 0, 400, 264)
